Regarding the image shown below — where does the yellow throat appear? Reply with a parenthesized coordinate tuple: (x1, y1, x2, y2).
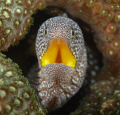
(41, 38, 76, 68)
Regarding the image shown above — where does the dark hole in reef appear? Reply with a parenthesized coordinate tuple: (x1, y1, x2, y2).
(3, 7, 103, 115)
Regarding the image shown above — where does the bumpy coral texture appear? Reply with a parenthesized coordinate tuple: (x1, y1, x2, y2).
(70, 79, 120, 115)
(0, 0, 45, 51)
(0, 0, 120, 114)
(0, 53, 47, 115)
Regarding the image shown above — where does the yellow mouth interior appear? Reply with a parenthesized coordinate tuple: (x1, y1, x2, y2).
(41, 38, 76, 68)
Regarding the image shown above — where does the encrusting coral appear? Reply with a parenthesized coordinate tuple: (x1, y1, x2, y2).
(0, 0, 46, 51)
(70, 78, 120, 115)
(0, 53, 47, 114)
(0, 0, 120, 114)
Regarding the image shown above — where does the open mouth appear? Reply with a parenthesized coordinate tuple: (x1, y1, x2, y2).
(41, 38, 76, 68)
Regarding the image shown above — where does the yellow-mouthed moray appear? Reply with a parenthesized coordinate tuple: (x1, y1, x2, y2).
(28, 16, 87, 111)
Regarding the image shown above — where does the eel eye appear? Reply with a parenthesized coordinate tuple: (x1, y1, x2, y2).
(45, 28, 48, 37)
(71, 29, 74, 38)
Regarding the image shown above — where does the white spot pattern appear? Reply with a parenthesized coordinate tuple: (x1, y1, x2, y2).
(34, 16, 87, 111)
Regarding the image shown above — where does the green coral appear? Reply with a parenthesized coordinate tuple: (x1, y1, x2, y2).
(0, 53, 47, 115)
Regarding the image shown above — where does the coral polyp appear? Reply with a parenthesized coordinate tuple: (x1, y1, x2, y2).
(0, 0, 46, 51)
(0, 53, 47, 114)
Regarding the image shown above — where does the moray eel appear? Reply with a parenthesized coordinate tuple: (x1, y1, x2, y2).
(30, 16, 87, 111)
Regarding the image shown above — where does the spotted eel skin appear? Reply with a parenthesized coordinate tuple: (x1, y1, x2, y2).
(29, 16, 87, 111)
